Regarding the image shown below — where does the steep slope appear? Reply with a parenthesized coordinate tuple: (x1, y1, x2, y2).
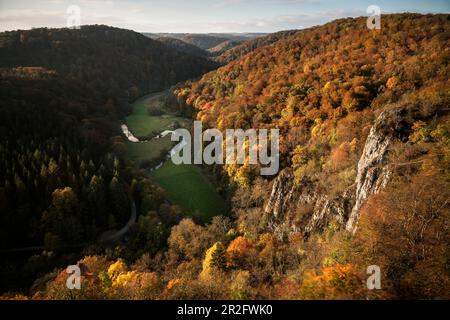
(177, 13, 450, 235)
(3, 14, 449, 301)
(0, 25, 212, 291)
(145, 33, 265, 58)
(216, 29, 299, 63)
(177, 34, 231, 50)
(208, 40, 244, 56)
(0, 25, 216, 251)
(156, 36, 210, 58)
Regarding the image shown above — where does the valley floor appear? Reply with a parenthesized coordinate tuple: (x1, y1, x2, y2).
(123, 92, 227, 223)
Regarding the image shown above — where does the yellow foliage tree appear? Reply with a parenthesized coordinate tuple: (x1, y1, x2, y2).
(298, 264, 363, 299)
(107, 259, 127, 280)
(200, 242, 226, 280)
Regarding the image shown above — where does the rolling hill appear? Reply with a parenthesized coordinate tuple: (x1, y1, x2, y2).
(156, 36, 210, 58)
(145, 32, 266, 57)
(173, 13, 450, 298)
(0, 25, 218, 292)
(216, 29, 299, 63)
(1, 13, 449, 300)
(208, 40, 244, 56)
(0, 25, 217, 100)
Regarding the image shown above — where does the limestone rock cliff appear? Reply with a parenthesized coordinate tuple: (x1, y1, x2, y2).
(264, 170, 353, 239)
(265, 106, 419, 237)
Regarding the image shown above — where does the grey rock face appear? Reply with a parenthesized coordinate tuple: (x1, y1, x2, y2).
(264, 169, 353, 238)
(304, 189, 354, 234)
(264, 106, 415, 237)
(264, 170, 297, 219)
(345, 110, 398, 233)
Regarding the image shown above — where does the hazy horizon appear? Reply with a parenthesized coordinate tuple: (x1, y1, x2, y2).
(0, 0, 449, 33)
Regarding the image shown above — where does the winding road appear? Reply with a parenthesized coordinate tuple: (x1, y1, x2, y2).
(3, 95, 179, 254)
(98, 199, 137, 243)
(2, 198, 138, 253)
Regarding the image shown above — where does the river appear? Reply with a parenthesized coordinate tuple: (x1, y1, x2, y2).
(121, 123, 187, 172)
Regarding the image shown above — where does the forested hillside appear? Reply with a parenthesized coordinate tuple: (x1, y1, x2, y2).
(0, 25, 216, 100)
(1, 14, 449, 300)
(148, 32, 268, 61)
(180, 14, 449, 189)
(216, 29, 299, 63)
(156, 37, 210, 58)
(208, 40, 244, 56)
(179, 34, 232, 50)
(0, 26, 214, 293)
(169, 13, 449, 298)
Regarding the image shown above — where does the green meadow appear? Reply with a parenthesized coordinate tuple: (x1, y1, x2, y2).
(125, 136, 173, 165)
(125, 93, 191, 137)
(150, 161, 227, 223)
(124, 92, 227, 223)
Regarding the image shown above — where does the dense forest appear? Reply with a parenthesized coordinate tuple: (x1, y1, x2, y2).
(1, 14, 449, 300)
(0, 25, 216, 100)
(154, 33, 264, 60)
(0, 26, 214, 292)
(179, 14, 449, 189)
(173, 13, 450, 298)
(216, 29, 299, 64)
(156, 37, 210, 58)
(207, 40, 244, 56)
(165, 34, 236, 51)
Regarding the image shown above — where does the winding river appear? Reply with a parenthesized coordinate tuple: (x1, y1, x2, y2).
(121, 123, 187, 172)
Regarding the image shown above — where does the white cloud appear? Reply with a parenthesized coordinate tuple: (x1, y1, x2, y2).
(169, 9, 364, 33)
(0, 0, 364, 33)
(213, 0, 320, 8)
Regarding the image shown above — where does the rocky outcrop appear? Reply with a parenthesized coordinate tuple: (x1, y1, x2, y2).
(264, 170, 353, 238)
(345, 106, 421, 232)
(345, 110, 398, 233)
(304, 189, 353, 235)
(265, 106, 418, 238)
(265, 170, 298, 219)
(264, 170, 354, 239)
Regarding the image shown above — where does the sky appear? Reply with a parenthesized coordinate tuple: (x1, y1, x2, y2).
(0, 0, 449, 33)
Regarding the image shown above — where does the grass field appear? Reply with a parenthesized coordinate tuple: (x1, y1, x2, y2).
(124, 92, 227, 223)
(126, 93, 191, 137)
(150, 161, 227, 223)
(125, 136, 174, 165)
